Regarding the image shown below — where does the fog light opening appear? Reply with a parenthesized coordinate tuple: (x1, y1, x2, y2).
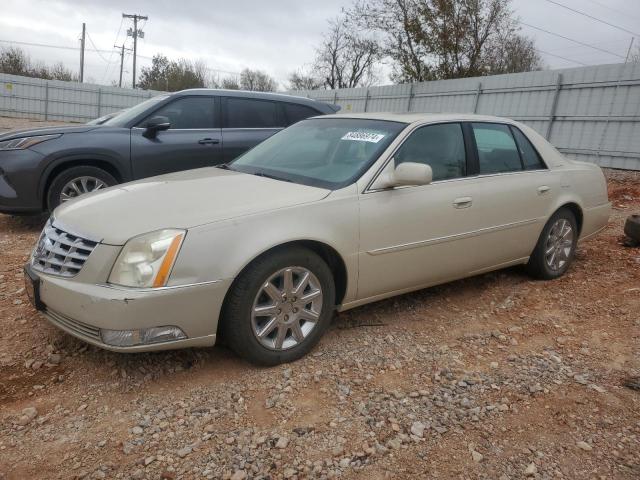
(100, 326, 186, 347)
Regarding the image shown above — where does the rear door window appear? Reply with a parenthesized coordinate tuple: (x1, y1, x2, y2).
(511, 127, 546, 170)
(283, 103, 321, 125)
(472, 123, 523, 174)
(141, 96, 216, 129)
(224, 98, 283, 128)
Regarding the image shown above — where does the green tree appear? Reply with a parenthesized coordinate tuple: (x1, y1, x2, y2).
(138, 54, 208, 91)
(0, 46, 78, 81)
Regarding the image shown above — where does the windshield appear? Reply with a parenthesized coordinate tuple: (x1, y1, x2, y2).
(103, 94, 170, 127)
(230, 118, 406, 189)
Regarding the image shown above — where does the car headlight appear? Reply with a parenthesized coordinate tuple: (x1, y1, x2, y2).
(108, 229, 185, 288)
(0, 134, 61, 150)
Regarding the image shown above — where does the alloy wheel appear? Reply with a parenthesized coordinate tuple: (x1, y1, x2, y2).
(251, 266, 323, 351)
(60, 176, 107, 203)
(544, 218, 574, 271)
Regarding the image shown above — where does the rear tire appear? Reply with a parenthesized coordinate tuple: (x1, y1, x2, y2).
(526, 208, 578, 280)
(47, 166, 117, 211)
(220, 246, 335, 366)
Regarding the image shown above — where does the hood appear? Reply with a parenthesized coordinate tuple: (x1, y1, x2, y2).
(0, 125, 99, 141)
(53, 167, 330, 245)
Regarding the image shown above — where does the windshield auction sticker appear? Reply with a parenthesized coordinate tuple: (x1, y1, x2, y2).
(341, 131, 386, 143)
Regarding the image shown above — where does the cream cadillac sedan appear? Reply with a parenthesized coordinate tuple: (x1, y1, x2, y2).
(24, 113, 610, 365)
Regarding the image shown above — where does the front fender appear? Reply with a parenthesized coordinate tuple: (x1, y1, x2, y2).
(169, 187, 360, 303)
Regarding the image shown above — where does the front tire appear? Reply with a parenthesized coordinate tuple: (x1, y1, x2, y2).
(47, 166, 117, 211)
(221, 247, 336, 366)
(526, 208, 578, 280)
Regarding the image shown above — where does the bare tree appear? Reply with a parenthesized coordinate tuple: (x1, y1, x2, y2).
(349, 0, 542, 82)
(219, 77, 240, 89)
(239, 68, 278, 91)
(313, 17, 380, 89)
(487, 34, 543, 74)
(288, 69, 323, 90)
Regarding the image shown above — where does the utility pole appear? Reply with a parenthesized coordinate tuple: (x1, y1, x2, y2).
(625, 37, 635, 63)
(122, 13, 148, 89)
(114, 44, 131, 88)
(79, 23, 86, 83)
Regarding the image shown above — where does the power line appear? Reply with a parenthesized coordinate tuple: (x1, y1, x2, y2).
(1, 37, 241, 78)
(85, 31, 119, 64)
(584, 0, 640, 22)
(518, 21, 626, 59)
(543, 38, 631, 54)
(102, 17, 125, 82)
(536, 49, 588, 66)
(542, 0, 640, 37)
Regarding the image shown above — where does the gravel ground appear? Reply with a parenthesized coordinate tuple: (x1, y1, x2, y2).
(0, 119, 638, 479)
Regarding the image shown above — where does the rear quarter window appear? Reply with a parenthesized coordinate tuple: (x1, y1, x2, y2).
(511, 127, 547, 170)
(283, 103, 321, 126)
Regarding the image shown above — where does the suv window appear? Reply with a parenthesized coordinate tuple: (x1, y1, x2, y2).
(472, 123, 523, 174)
(394, 123, 466, 181)
(143, 96, 216, 129)
(284, 103, 321, 125)
(225, 98, 283, 128)
(511, 127, 546, 170)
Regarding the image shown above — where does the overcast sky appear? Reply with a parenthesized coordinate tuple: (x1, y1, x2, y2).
(1, 0, 639, 89)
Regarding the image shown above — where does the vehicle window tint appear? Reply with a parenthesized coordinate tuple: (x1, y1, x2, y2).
(145, 97, 215, 129)
(284, 103, 320, 125)
(226, 98, 282, 128)
(511, 127, 546, 170)
(394, 123, 466, 181)
(472, 123, 523, 174)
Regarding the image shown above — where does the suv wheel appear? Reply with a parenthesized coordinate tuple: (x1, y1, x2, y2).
(47, 166, 117, 211)
(221, 246, 336, 365)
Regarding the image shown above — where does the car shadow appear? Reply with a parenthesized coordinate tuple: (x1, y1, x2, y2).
(0, 213, 48, 234)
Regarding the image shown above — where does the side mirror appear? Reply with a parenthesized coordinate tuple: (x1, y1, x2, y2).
(373, 162, 433, 189)
(143, 116, 171, 138)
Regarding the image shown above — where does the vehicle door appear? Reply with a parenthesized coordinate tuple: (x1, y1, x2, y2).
(463, 122, 557, 271)
(221, 97, 285, 162)
(358, 122, 485, 299)
(130, 96, 222, 178)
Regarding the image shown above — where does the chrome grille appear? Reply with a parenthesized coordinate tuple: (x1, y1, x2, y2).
(31, 221, 97, 277)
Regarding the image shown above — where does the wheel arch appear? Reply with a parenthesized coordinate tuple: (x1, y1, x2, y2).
(221, 239, 349, 315)
(557, 202, 583, 236)
(40, 157, 124, 209)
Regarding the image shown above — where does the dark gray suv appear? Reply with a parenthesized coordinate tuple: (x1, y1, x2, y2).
(0, 89, 338, 214)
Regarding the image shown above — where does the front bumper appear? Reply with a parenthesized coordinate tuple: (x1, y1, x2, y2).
(28, 264, 231, 352)
(0, 149, 46, 214)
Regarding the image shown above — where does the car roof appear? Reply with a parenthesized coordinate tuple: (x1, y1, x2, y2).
(319, 112, 518, 125)
(172, 88, 338, 112)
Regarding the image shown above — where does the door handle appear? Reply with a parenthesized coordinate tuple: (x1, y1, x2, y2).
(198, 138, 220, 145)
(537, 185, 550, 195)
(453, 197, 473, 208)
